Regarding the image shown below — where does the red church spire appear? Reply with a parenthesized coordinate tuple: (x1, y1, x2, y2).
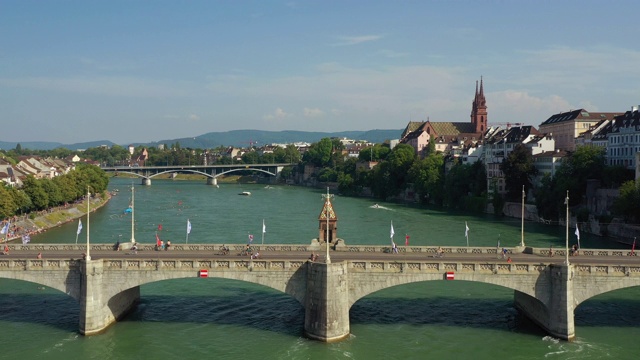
(470, 77, 487, 133)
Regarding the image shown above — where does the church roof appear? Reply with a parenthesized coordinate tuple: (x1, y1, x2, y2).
(401, 121, 425, 139)
(429, 122, 477, 135)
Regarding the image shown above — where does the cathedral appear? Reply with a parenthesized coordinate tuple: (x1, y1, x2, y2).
(400, 78, 487, 157)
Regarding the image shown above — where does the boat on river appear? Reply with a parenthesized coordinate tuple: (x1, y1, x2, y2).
(238, 191, 251, 196)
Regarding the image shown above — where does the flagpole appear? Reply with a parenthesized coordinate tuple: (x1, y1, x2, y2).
(465, 221, 469, 247)
(75, 219, 81, 244)
(86, 186, 91, 261)
(520, 185, 525, 247)
(322, 187, 332, 264)
(565, 191, 569, 265)
(130, 184, 135, 243)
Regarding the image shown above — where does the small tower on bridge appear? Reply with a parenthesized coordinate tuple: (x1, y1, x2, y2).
(318, 189, 338, 244)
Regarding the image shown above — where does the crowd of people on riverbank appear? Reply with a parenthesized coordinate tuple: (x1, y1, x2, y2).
(0, 194, 108, 244)
(0, 219, 41, 243)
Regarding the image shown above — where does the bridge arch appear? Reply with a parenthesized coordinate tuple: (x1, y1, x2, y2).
(212, 168, 276, 178)
(0, 260, 82, 301)
(99, 261, 308, 307)
(573, 274, 640, 307)
(347, 266, 540, 308)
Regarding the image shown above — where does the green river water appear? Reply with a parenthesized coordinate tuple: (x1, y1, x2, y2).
(0, 177, 638, 359)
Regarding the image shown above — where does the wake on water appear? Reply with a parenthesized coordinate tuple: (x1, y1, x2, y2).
(369, 204, 393, 211)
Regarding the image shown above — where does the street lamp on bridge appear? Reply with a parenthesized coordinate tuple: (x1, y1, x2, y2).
(521, 185, 525, 248)
(322, 187, 334, 264)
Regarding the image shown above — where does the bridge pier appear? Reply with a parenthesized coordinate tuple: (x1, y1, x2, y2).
(206, 177, 218, 186)
(304, 262, 350, 342)
(514, 264, 575, 341)
(79, 260, 140, 335)
(141, 178, 151, 186)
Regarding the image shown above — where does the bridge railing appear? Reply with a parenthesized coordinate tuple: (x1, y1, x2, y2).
(5, 244, 637, 257)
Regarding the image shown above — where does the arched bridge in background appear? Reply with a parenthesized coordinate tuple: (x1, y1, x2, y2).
(101, 163, 293, 186)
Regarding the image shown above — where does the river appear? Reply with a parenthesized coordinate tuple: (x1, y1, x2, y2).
(0, 177, 637, 359)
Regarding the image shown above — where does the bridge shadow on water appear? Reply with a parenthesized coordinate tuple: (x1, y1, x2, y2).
(0, 280, 638, 337)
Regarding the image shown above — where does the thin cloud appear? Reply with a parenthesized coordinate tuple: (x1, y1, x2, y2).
(378, 49, 409, 58)
(303, 108, 324, 118)
(263, 108, 290, 121)
(333, 35, 382, 46)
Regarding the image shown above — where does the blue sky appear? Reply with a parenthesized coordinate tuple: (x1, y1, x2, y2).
(2, 0, 639, 144)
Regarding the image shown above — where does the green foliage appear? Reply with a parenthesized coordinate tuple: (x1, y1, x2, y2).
(555, 146, 606, 205)
(241, 151, 259, 164)
(536, 146, 608, 219)
(303, 138, 334, 167)
(22, 176, 49, 210)
(612, 180, 640, 223)
(443, 160, 487, 210)
(500, 144, 538, 201)
(317, 168, 338, 182)
(408, 152, 444, 205)
(0, 185, 17, 219)
(369, 144, 415, 200)
(358, 145, 390, 162)
(492, 188, 505, 217)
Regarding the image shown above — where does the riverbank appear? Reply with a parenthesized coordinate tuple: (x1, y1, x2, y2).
(1, 192, 111, 243)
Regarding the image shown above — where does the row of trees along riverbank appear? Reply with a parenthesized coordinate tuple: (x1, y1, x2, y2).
(0, 163, 109, 220)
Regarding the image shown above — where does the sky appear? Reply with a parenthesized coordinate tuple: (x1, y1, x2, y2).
(2, 1, 640, 145)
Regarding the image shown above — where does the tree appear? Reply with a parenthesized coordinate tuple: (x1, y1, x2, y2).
(241, 151, 259, 164)
(368, 144, 416, 200)
(358, 145, 390, 162)
(0, 185, 17, 219)
(613, 180, 640, 223)
(22, 175, 49, 210)
(40, 178, 63, 207)
(553, 146, 606, 206)
(500, 144, 538, 201)
(408, 152, 444, 204)
(303, 138, 333, 167)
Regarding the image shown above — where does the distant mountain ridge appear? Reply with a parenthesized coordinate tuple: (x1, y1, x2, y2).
(1, 129, 402, 151)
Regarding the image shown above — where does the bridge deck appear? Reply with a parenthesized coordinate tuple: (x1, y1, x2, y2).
(2, 245, 638, 267)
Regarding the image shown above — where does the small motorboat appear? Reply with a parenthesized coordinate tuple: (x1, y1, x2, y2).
(238, 191, 251, 196)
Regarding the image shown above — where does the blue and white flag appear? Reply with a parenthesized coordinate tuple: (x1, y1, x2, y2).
(390, 221, 395, 239)
(186, 219, 192, 235)
(262, 219, 266, 234)
(77, 219, 83, 235)
(0, 222, 9, 235)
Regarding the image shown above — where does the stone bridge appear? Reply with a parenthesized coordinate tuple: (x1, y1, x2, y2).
(1, 245, 639, 342)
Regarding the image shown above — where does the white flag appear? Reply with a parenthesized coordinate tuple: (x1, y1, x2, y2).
(465, 222, 469, 239)
(575, 224, 580, 240)
(262, 219, 266, 234)
(76, 219, 83, 235)
(0, 222, 9, 235)
(390, 221, 395, 239)
(187, 219, 192, 234)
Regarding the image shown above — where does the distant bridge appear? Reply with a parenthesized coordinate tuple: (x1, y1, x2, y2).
(2, 244, 639, 342)
(101, 163, 294, 185)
